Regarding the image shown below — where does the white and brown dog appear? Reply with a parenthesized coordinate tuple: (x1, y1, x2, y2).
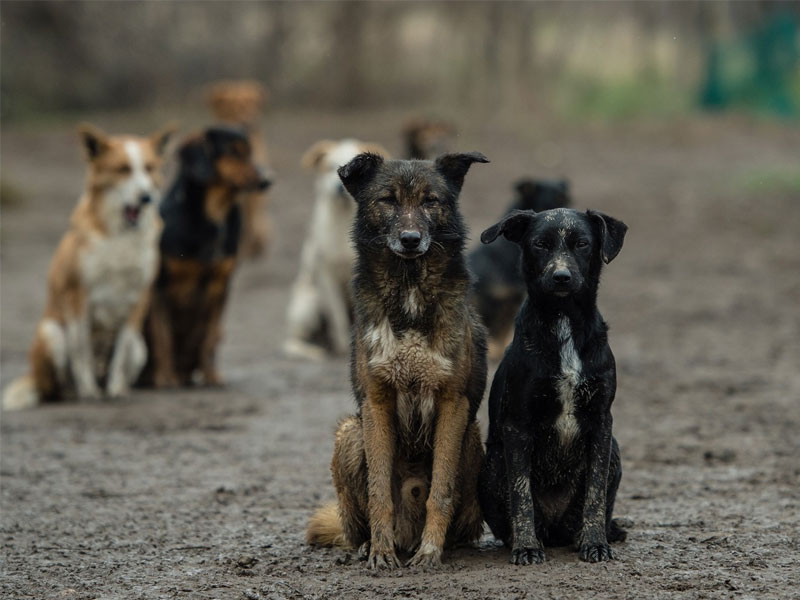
(284, 139, 389, 360)
(2, 123, 173, 410)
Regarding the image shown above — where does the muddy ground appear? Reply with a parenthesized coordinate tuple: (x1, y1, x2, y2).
(1, 109, 799, 599)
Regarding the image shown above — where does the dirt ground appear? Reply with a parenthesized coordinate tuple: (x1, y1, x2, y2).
(2, 109, 799, 600)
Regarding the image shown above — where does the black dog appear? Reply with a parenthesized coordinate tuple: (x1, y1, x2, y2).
(139, 126, 271, 387)
(468, 179, 570, 358)
(478, 207, 628, 565)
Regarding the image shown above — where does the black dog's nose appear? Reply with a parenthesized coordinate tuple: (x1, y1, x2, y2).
(139, 193, 152, 205)
(400, 230, 422, 250)
(553, 269, 572, 283)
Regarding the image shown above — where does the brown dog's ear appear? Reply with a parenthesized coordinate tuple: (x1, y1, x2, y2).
(358, 142, 391, 160)
(481, 209, 536, 245)
(77, 123, 110, 160)
(338, 152, 384, 199)
(179, 134, 214, 184)
(435, 152, 489, 193)
(587, 210, 628, 263)
(149, 122, 178, 157)
(301, 140, 337, 171)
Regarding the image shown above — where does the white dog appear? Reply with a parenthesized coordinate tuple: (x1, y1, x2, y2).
(284, 139, 389, 360)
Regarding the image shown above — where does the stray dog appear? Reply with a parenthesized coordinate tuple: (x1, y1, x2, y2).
(403, 118, 456, 159)
(478, 207, 628, 564)
(306, 152, 489, 569)
(469, 179, 570, 359)
(283, 138, 389, 360)
(138, 127, 271, 387)
(2, 123, 173, 410)
(207, 79, 272, 258)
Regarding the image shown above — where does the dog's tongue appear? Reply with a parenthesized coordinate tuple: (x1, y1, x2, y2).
(124, 205, 141, 224)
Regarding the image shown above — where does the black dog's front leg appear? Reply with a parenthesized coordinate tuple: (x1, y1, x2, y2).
(503, 420, 545, 565)
(578, 411, 615, 562)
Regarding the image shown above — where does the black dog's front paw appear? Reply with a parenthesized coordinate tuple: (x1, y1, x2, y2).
(579, 541, 615, 563)
(510, 546, 546, 565)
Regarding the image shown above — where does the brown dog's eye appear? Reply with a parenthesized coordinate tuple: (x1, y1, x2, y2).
(116, 164, 132, 174)
(145, 163, 156, 173)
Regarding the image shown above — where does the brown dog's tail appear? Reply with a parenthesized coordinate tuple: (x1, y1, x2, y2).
(306, 502, 347, 547)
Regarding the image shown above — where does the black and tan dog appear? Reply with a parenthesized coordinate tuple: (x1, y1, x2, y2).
(138, 127, 270, 387)
(402, 118, 456, 160)
(469, 179, 571, 359)
(478, 207, 628, 565)
(306, 152, 489, 569)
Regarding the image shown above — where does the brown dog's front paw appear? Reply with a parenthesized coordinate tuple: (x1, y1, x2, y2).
(510, 546, 546, 566)
(367, 547, 401, 570)
(407, 542, 442, 568)
(579, 542, 615, 563)
(154, 371, 179, 389)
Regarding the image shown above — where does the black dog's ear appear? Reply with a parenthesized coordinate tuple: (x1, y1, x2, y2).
(179, 135, 215, 184)
(338, 152, 384, 199)
(435, 152, 489, 193)
(481, 209, 536, 245)
(587, 210, 628, 263)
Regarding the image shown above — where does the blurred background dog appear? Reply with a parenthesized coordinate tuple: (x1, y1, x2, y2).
(207, 80, 273, 259)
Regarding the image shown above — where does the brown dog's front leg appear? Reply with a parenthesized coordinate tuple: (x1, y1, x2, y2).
(362, 381, 401, 569)
(407, 392, 469, 567)
(148, 292, 179, 388)
(578, 412, 614, 562)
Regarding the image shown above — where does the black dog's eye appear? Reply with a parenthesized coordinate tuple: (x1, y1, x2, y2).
(575, 239, 590, 249)
(423, 195, 439, 206)
(532, 239, 547, 250)
(378, 196, 395, 205)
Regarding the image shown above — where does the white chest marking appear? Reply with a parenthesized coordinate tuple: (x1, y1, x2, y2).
(554, 315, 582, 444)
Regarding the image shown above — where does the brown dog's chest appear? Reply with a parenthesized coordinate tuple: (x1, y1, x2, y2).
(159, 257, 235, 314)
(363, 317, 455, 438)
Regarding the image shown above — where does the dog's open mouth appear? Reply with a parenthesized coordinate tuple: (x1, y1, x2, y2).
(124, 205, 141, 226)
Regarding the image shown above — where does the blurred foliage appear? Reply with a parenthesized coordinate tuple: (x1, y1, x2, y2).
(735, 168, 800, 194)
(701, 11, 799, 116)
(1, 1, 797, 123)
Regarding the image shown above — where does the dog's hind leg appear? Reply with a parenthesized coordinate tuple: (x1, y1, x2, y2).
(478, 441, 511, 547)
(307, 416, 370, 549)
(330, 416, 370, 549)
(447, 422, 485, 547)
(606, 436, 627, 543)
(318, 270, 351, 355)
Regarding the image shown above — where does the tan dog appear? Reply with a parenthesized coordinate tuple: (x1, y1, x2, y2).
(284, 139, 389, 360)
(2, 124, 173, 410)
(207, 80, 272, 258)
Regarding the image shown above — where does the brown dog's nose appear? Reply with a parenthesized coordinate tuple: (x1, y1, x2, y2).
(256, 167, 272, 191)
(400, 230, 421, 250)
(553, 269, 571, 283)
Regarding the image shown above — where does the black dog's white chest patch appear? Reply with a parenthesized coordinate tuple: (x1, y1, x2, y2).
(554, 315, 582, 444)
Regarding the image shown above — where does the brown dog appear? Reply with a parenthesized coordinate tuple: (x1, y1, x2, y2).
(2, 124, 173, 410)
(139, 127, 271, 388)
(403, 118, 456, 160)
(306, 152, 489, 569)
(207, 80, 272, 258)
